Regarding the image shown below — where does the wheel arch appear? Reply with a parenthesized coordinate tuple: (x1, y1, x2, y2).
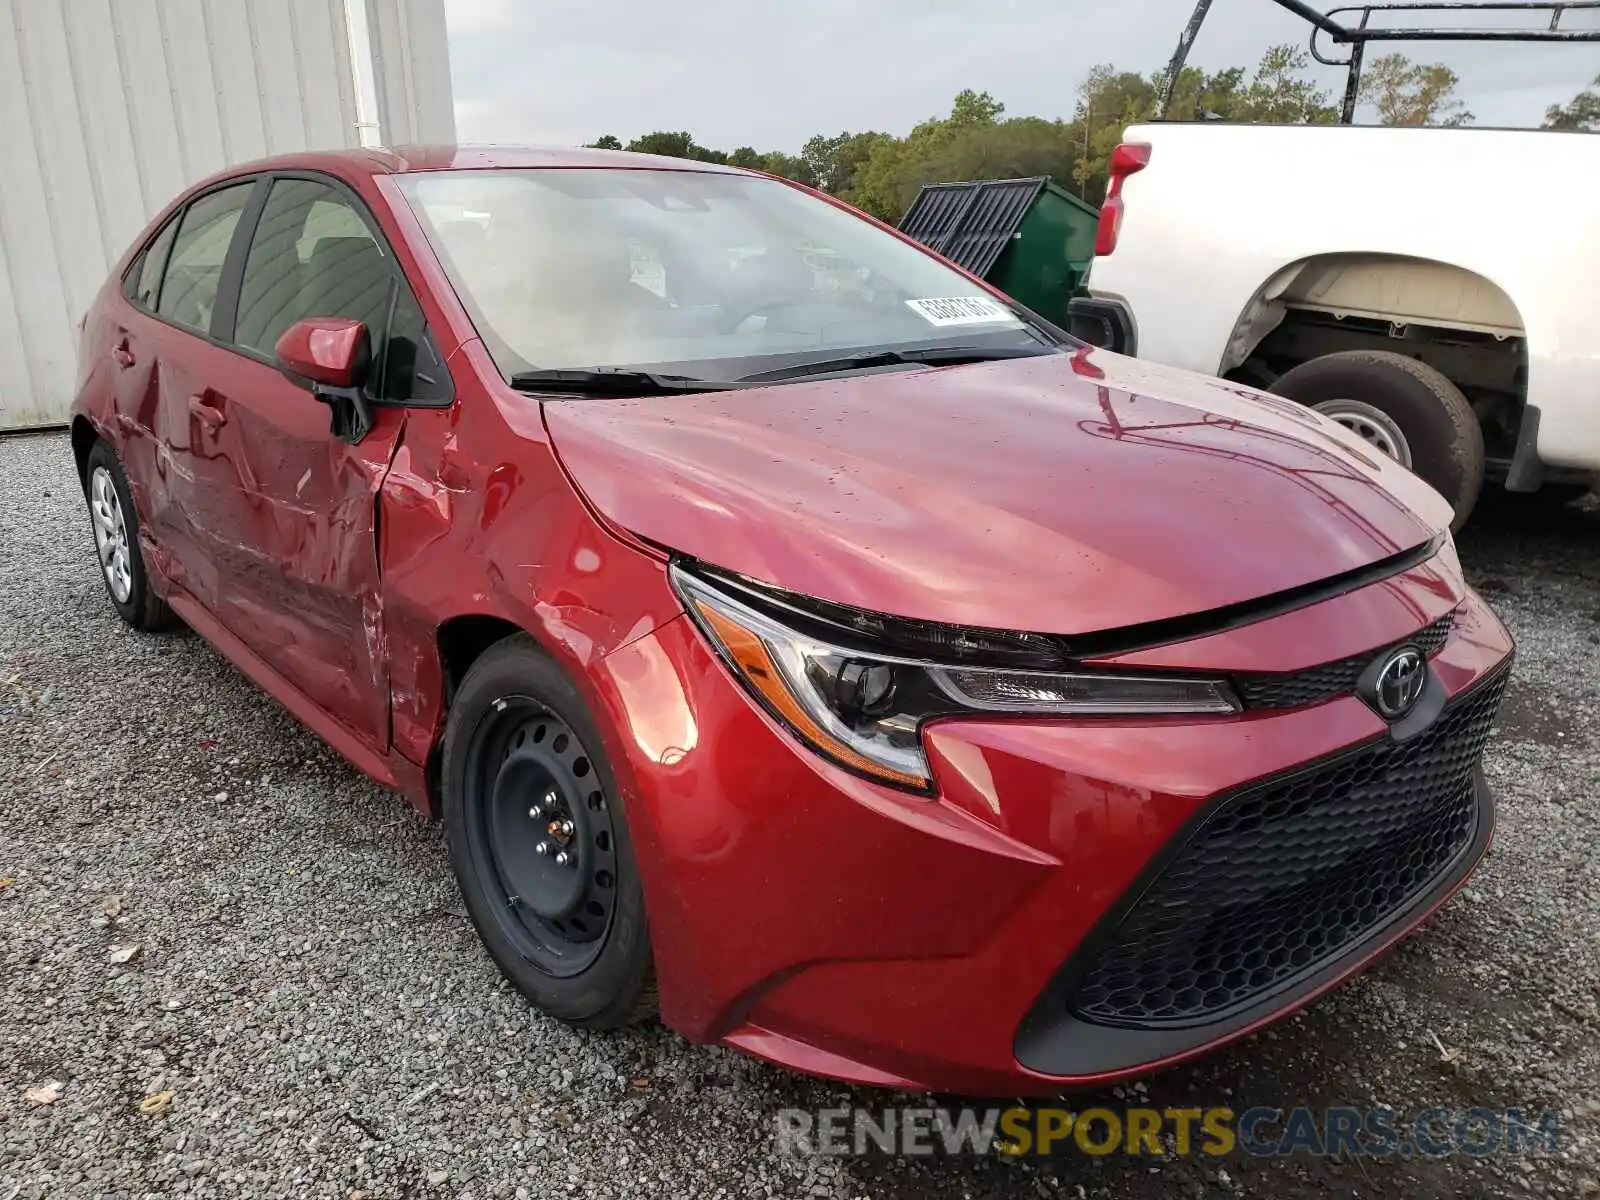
(414, 613, 529, 817)
(1219, 253, 1527, 377)
(420, 608, 650, 819)
(437, 613, 528, 707)
(70, 416, 100, 486)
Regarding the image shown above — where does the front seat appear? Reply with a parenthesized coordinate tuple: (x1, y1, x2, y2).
(299, 236, 394, 333)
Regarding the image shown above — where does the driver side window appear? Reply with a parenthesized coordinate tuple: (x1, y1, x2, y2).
(233, 179, 390, 357)
(231, 177, 450, 403)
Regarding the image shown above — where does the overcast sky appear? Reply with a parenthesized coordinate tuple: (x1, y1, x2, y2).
(442, 0, 1599, 149)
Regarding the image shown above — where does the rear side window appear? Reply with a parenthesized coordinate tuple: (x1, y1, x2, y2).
(125, 217, 179, 311)
(156, 184, 254, 334)
(233, 176, 450, 403)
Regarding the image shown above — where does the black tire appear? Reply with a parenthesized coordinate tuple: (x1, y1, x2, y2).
(443, 634, 656, 1029)
(1269, 350, 1486, 531)
(82, 440, 177, 631)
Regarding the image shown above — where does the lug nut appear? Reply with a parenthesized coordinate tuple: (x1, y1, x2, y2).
(528, 804, 543, 819)
(559, 820, 575, 837)
(534, 841, 550, 856)
(554, 851, 571, 867)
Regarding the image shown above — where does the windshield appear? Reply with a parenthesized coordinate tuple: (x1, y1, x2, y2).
(396, 168, 1062, 383)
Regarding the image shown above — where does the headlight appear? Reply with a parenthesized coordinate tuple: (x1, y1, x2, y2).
(671, 564, 1240, 793)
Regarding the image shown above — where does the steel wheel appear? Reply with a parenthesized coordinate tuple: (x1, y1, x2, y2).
(1313, 399, 1414, 467)
(462, 698, 619, 978)
(89, 465, 134, 603)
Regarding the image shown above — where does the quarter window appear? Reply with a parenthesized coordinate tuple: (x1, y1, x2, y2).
(125, 216, 179, 311)
(155, 184, 254, 334)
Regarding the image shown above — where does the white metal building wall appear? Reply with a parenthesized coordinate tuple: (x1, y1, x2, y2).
(0, 0, 455, 431)
(365, 0, 456, 146)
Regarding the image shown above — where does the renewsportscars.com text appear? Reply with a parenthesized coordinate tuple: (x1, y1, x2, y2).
(775, 1105, 1561, 1159)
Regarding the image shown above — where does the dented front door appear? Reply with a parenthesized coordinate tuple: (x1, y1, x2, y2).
(180, 343, 402, 752)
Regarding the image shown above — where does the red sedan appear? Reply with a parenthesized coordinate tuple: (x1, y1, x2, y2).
(70, 146, 1512, 1095)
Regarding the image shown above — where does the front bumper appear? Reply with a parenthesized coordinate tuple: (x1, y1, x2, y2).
(592, 564, 1513, 1097)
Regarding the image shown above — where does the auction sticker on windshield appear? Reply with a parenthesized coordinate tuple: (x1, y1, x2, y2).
(905, 296, 1022, 327)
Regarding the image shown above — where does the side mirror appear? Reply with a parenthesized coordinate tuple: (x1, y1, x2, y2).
(275, 317, 374, 444)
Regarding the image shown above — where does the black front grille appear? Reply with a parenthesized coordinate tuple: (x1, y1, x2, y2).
(1066, 665, 1508, 1029)
(1235, 609, 1456, 711)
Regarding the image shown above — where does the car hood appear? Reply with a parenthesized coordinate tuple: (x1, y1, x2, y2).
(542, 349, 1452, 637)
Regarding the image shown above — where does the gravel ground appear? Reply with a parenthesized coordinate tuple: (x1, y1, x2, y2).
(1, 429, 1597, 1200)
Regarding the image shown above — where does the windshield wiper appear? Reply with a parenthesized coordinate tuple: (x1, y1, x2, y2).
(508, 368, 740, 396)
(731, 344, 1052, 385)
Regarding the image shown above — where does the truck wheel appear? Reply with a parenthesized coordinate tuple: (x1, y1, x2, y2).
(1269, 350, 1485, 531)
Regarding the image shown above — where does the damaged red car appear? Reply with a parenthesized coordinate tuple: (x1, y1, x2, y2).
(71, 147, 1513, 1095)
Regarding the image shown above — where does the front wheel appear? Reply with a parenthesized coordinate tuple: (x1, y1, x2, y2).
(1269, 350, 1485, 531)
(442, 634, 655, 1028)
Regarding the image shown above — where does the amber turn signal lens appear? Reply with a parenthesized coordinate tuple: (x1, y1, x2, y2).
(690, 599, 932, 790)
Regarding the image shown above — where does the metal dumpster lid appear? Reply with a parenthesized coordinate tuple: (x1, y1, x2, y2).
(897, 176, 1051, 278)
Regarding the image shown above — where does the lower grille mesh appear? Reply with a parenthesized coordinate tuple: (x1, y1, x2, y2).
(1067, 667, 1508, 1028)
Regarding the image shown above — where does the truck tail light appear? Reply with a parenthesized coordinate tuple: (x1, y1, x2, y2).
(1093, 142, 1151, 258)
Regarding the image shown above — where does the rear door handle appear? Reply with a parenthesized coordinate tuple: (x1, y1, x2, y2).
(112, 338, 136, 369)
(188, 391, 226, 427)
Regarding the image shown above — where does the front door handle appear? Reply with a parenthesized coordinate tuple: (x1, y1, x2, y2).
(112, 338, 136, 369)
(188, 391, 226, 428)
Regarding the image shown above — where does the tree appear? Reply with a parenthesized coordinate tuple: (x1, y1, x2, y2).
(754, 151, 817, 187)
(1073, 47, 1333, 197)
(848, 90, 1009, 220)
(1544, 75, 1600, 130)
(801, 131, 892, 195)
(947, 87, 1006, 128)
(623, 131, 728, 163)
(1233, 46, 1337, 124)
(581, 45, 1442, 220)
(1358, 55, 1473, 126)
(1072, 66, 1160, 197)
(727, 147, 819, 186)
(586, 134, 623, 150)
(919, 117, 1081, 195)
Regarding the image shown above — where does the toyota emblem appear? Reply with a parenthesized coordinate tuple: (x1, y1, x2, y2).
(1372, 646, 1426, 719)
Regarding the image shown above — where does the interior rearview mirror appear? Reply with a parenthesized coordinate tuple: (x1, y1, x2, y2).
(275, 317, 375, 444)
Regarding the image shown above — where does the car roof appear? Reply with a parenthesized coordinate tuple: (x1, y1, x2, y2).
(211, 144, 759, 179)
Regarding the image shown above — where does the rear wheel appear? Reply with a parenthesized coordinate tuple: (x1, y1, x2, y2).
(443, 634, 655, 1028)
(1269, 350, 1485, 531)
(83, 441, 176, 631)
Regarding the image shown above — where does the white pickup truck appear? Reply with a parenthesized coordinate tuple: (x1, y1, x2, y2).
(1069, 123, 1600, 526)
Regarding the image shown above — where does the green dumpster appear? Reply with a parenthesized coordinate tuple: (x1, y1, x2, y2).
(897, 176, 1100, 329)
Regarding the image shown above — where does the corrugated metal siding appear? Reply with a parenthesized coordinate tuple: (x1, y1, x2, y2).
(898, 177, 1049, 279)
(0, 0, 363, 430)
(364, 0, 455, 146)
